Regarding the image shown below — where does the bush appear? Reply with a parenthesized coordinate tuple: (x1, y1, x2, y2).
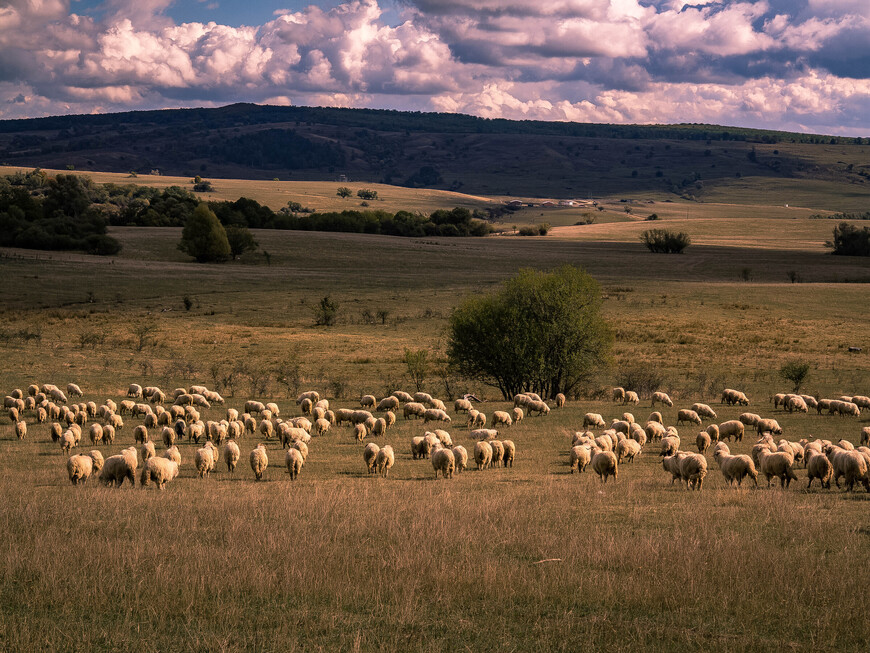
(225, 225, 258, 258)
(640, 228, 691, 253)
(178, 203, 231, 263)
(829, 222, 870, 256)
(779, 359, 811, 393)
(336, 187, 352, 198)
(313, 295, 339, 326)
(357, 189, 378, 200)
(448, 265, 612, 399)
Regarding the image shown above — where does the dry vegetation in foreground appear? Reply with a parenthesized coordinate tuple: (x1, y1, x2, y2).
(0, 223, 869, 651)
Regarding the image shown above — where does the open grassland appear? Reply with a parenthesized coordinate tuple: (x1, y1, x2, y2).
(1, 218, 869, 650)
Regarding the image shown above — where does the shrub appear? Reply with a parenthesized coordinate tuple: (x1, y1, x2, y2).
(640, 228, 691, 253)
(829, 222, 870, 256)
(357, 189, 378, 200)
(779, 359, 811, 393)
(178, 203, 231, 263)
(448, 265, 612, 399)
(336, 187, 352, 198)
(313, 295, 339, 326)
(225, 225, 258, 257)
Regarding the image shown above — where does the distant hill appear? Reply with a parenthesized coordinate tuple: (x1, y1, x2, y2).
(0, 103, 867, 204)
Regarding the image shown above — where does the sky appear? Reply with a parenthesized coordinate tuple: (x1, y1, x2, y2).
(0, 0, 868, 135)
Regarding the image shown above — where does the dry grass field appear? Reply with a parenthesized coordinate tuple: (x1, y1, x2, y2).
(0, 176, 869, 651)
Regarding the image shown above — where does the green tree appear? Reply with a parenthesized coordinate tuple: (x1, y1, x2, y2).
(448, 265, 612, 399)
(403, 348, 430, 392)
(337, 186, 352, 198)
(225, 225, 258, 258)
(312, 295, 339, 326)
(779, 359, 811, 393)
(178, 202, 231, 263)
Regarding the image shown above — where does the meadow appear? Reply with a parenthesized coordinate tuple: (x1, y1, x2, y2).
(0, 180, 869, 651)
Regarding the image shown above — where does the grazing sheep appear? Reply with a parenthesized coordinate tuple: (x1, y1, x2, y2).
(526, 400, 550, 416)
(492, 411, 513, 428)
(570, 445, 592, 473)
(99, 451, 137, 488)
(696, 431, 711, 454)
(489, 440, 505, 467)
(67, 451, 104, 485)
(296, 391, 320, 405)
(353, 423, 367, 442)
(222, 440, 240, 473)
(410, 436, 429, 460)
(679, 453, 708, 490)
(648, 411, 663, 424)
(258, 419, 274, 441)
(161, 445, 181, 467)
(616, 438, 641, 463)
(292, 440, 309, 463)
(299, 398, 313, 416)
(662, 452, 690, 484)
(513, 393, 532, 408)
(127, 384, 143, 398)
(383, 411, 396, 430)
(554, 393, 566, 408)
(314, 418, 331, 437)
(659, 435, 680, 457)
(141, 441, 156, 461)
(454, 398, 472, 414)
(371, 418, 387, 437)
(806, 451, 834, 489)
(591, 450, 618, 483)
(645, 421, 666, 442)
(651, 391, 673, 408)
(429, 398, 447, 411)
(250, 444, 269, 481)
(594, 435, 614, 452)
(612, 387, 626, 403)
(474, 440, 493, 470)
(739, 412, 762, 427)
(755, 418, 783, 436)
(195, 443, 217, 478)
(826, 446, 870, 492)
(432, 448, 456, 479)
(861, 427, 870, 447)
(364, 442, 380, 473)
(713, 448, 758, 487)
(691, 403, 717, 420)
(139, 457, 179, 490)
(14, 420, 26, 440)
(414, 392, 433, 404)
(452, 445, 469, 473)
(376, 445, 395, 477)
(433, 429, 453, 447)
(50, 421, 63, 442)
(133, 424, 148, 444)
(403, 402, 426, 420)
(778, 440, 805, 465)
(677, 409, 702, 426)
(468, 410, 487, 429)
(717, 420, 745, 442)
(721, 388, 750, 406)
(629, 423, 647, 447)
(60, 430, 76, 454)
(583, 413, 606, 429)
(785, 395, 809, 413)
(495, 439, 513, 468)
(611, 420, 630, 435)
(378, 396, 400, 412)
(392, 391, 414, 403)
(360, 394, 376, 410)
(284, 447, 304, 480)
(471, 428, 498, 442)
(757, 449, 799, 488)
(624, 391, 639, 405)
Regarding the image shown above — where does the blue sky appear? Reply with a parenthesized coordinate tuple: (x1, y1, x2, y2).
(1, 0, 868, 135)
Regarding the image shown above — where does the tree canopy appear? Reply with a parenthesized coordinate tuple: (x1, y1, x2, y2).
(178, 202, 231, 263)
(447, 265, 612, 399)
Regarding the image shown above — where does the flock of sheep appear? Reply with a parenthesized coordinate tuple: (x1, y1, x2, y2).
(568, 387, 870, 491)
(5, 380, 869, 492)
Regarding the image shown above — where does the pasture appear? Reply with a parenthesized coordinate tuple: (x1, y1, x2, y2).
(0, 194, 869, 650)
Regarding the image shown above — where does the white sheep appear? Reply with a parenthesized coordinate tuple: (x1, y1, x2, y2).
(195, 443, 217, 478)
(99, 449, 138, 487)
(474, 441, 493, 470)
(492, 411, 513, 428)
(755, 418, 783, 436)
(285, 447, 304, 480)
(452, 445, 469, 474)
(140, 457, 179, 490)
(612, 387, 625, 403)
(645, 421, 666, 442)
(713, 447, 758, 487)
(591, 450, 618, 483)
(691, 403, 717, 420)
(526, 400, 550, 416)
(250, 444, 269, 481)
(296, 391, 320, 405)
(364, 442, 380, 474)
(67, 450, 104, 485)
(806, 450, 834, 489)
(489, 440, 505, 467)
(651, 391, 673, 407)
(696, 431, 711, 454)
(662, 452, 690, 485)
(677, 409, 702, 426)
(223, 440, 240, 473)
(14, 420, 26, 440)
(616, 438, 641, 463)
(431, 448, 456, 479)
(376, 445, 395, 477)
(454, 398, 472, 414)
(826, 446, 869, 492)
(378, 396, 400, 412)
(718, 420, 745, 442)
(392, 391, 414, 403)
(141, 441, 156, 461)
(659, 435, 680, 457)
(570, 445, 592, 474)
(360, 394, 376, 410)
(314, 418, 331, 436)
(757, 449, 798, 488)
(583, 413, 606, 429)
(471, 428, 498, 441)
(679, 453, 708, 490)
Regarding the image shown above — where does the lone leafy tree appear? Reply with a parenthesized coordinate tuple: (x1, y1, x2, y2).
(779, 359, 811, 393)
(225, 225, 258, 258)
(178, 203, 231, 263)
(448, 265, 612, 399)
